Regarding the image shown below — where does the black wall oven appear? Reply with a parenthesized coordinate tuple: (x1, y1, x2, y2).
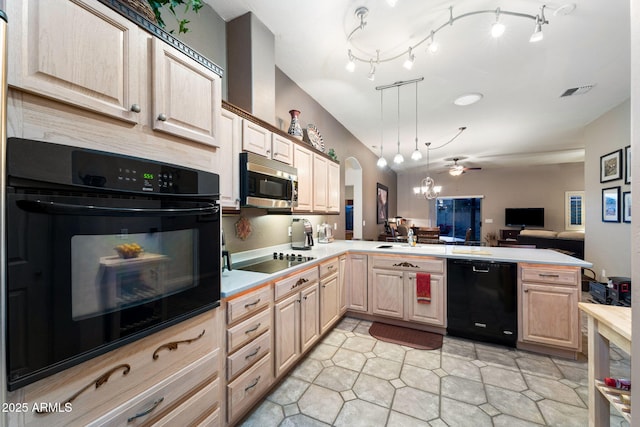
(5, 138, 221, 391)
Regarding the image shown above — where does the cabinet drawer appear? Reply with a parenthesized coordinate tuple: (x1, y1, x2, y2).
(227, 285, 272, 324)
(150, 377, 220, 427)
(319, 258, 339, 279)
(88, 351, 220, 426)
(370, 255, 445, 273)
(14, 310, 219, 427)
(227, 308, 271, 354)
(227, 354, 273, 423)
(274, 267, 319, 301)
(227, 330, 272, 380)
(521, 265, 579, 286)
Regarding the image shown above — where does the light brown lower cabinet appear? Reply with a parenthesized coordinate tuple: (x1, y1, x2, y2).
(519, 264, 581, 351)
(346, 254, 368, 312)
(273, 267, 320, 378)
(320, 257, 341, 333)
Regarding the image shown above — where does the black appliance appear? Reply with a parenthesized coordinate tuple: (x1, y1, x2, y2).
(235, 252, 316, 274)
(5, 138, 221, 391)
(447, 259, 518, 347)
(589, 281, 610, 304)
(239, 152, 298, 210)
(609, 277, 631, 306)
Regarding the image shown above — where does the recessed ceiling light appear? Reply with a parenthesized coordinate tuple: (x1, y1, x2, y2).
(453, 93, 483, 106)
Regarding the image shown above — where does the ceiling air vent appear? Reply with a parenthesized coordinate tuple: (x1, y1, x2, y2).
(560, 85, 595, 97)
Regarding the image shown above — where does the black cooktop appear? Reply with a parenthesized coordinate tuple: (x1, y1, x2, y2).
(235, 252, 315, 274)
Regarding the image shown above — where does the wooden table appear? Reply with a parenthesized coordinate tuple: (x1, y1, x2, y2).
(578, 302, 632, 426)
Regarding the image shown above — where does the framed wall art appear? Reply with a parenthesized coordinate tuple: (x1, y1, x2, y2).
(600, 149, 622, 183)
(625, 145, 631, 184)
(623, 191, 631, 223)
(377, 183, 389, 224)
(602, 186, 620, 223)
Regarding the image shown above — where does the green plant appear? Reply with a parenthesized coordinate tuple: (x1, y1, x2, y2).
(147, 0, 203, 34)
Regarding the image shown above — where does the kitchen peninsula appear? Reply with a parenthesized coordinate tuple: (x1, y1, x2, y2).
(220, 240, 591, 423)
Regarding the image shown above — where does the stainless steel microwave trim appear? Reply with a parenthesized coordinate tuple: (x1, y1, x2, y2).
(244, 195, 293, 209)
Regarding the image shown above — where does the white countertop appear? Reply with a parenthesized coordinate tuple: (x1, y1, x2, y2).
(221, 240, 592, 298)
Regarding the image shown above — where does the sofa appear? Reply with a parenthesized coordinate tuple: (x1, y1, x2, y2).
(516, 230, 585, 259)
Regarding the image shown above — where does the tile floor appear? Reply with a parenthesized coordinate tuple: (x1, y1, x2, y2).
(239, 314, 631, 427)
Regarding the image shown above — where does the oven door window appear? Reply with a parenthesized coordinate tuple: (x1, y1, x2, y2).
(71, 228, 198, 320)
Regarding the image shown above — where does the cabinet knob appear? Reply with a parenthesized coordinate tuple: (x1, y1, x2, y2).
(157, 113, 167, 122)
(524, 289, 529, 293)
(266, 149, 271, 154)
(130, 104, 141, 113)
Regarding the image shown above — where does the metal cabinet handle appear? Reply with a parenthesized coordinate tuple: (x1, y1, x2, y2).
(130, 104, 141, 113)
(127, 397, 164, 423)
(245, 323, 261, 334)
(35, 364, 131, 414)
(153, 330, 205, 360)
(245, 346, 262, 360)
(524, 289, 529, 293)
(328, 265, 335, 269)
(244, 298, 261, 309)
(245, 376, 261, 392)
(539, 273, 560, 278)
(157, 113, 167, 121)
(393, 262, 418, 268)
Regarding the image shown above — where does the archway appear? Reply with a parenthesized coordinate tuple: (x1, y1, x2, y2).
(344, 157, 363, 240)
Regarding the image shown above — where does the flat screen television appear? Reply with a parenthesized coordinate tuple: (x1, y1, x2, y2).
(505, 208, 544, 228)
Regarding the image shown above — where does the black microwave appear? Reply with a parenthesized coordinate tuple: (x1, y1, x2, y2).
(239, 152, 298, 210)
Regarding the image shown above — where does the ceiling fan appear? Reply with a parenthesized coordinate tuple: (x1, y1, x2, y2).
(446, 158, 482, 176)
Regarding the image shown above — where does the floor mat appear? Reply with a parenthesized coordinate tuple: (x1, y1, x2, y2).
(368, 322, 443, 350)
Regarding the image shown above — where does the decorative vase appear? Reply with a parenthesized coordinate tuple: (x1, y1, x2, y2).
(287, 110, 304, 140)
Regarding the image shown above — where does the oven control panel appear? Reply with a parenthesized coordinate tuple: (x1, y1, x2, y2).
(72, 150, 198, 194)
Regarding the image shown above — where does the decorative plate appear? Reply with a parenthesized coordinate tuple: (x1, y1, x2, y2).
(307, 124, 325, 152)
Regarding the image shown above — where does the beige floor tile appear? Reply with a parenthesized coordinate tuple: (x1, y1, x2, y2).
(391, 387, 439, 422)
(334, 399, 390, 427)
(352, 373, 396, 407)
(440, 375, 486, 405)
(440, 396, 493, 427)
(297, 384, 344, 424)
(485, 383, 545, 424)
(362, 356, 402, 380)
(313, 365, 359, 392)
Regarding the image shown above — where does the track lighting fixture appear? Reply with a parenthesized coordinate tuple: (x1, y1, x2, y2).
(403, 47, 415, 70)
(346, 5, 549, 77)
(491, 9, 506, 38)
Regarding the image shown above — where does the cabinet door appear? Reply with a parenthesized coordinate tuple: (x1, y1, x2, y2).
(338, 255, 347, 314)
(241, 120, 271, 157)
(293, 145, 313, 211)
(327, 161, 340, 213)
(406, 273, 446, 326)
(300, 285, 320, 353)
(152, 38, 221, 147)
(320, 273, 340, 334)
(313, 154, 328, 212)
(347, 254, 368, 312)
(271, 133, 294, 165)
(274, 293, 300, 377)
(371, 268, 404, 319)
(521, 283, 579, 349)
(8, 0, 141, 123)
(217, 109, 241, 209)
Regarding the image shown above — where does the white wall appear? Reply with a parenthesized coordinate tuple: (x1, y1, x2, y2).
(584, 100, 631, 279)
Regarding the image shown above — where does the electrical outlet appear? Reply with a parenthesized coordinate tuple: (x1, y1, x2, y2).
(485, 218, 493, 224)
(363, 220, 366, 226)
(334, 223, 337, 229)
(288, 226, 292, 237)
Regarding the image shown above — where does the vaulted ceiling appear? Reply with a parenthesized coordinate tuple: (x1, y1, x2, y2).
(205, 0, 630, 173)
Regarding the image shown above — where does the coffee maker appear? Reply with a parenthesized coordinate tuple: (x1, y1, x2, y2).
(291, 218, 314, 250)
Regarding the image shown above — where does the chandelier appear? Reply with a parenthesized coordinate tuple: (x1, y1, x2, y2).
(346, 5, 548, 79)
(416, 127, 467, 199)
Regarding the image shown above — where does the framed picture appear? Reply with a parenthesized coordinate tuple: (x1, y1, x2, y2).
(376, 183, 389, 224)
(600, 149, 622, 183)
(623, 191, 631, 223)
(625, 145, 631, 184)
(602, 186, 620, 222)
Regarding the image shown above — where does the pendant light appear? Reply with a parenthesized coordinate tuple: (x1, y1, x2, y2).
(411, 81, 422, 161)
(376, 90, 387, 168)
(421, 142, 438, 199)
(393, 86, 404, 164)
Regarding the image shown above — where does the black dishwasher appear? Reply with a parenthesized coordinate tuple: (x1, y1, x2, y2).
(447, 259, 517, 347)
